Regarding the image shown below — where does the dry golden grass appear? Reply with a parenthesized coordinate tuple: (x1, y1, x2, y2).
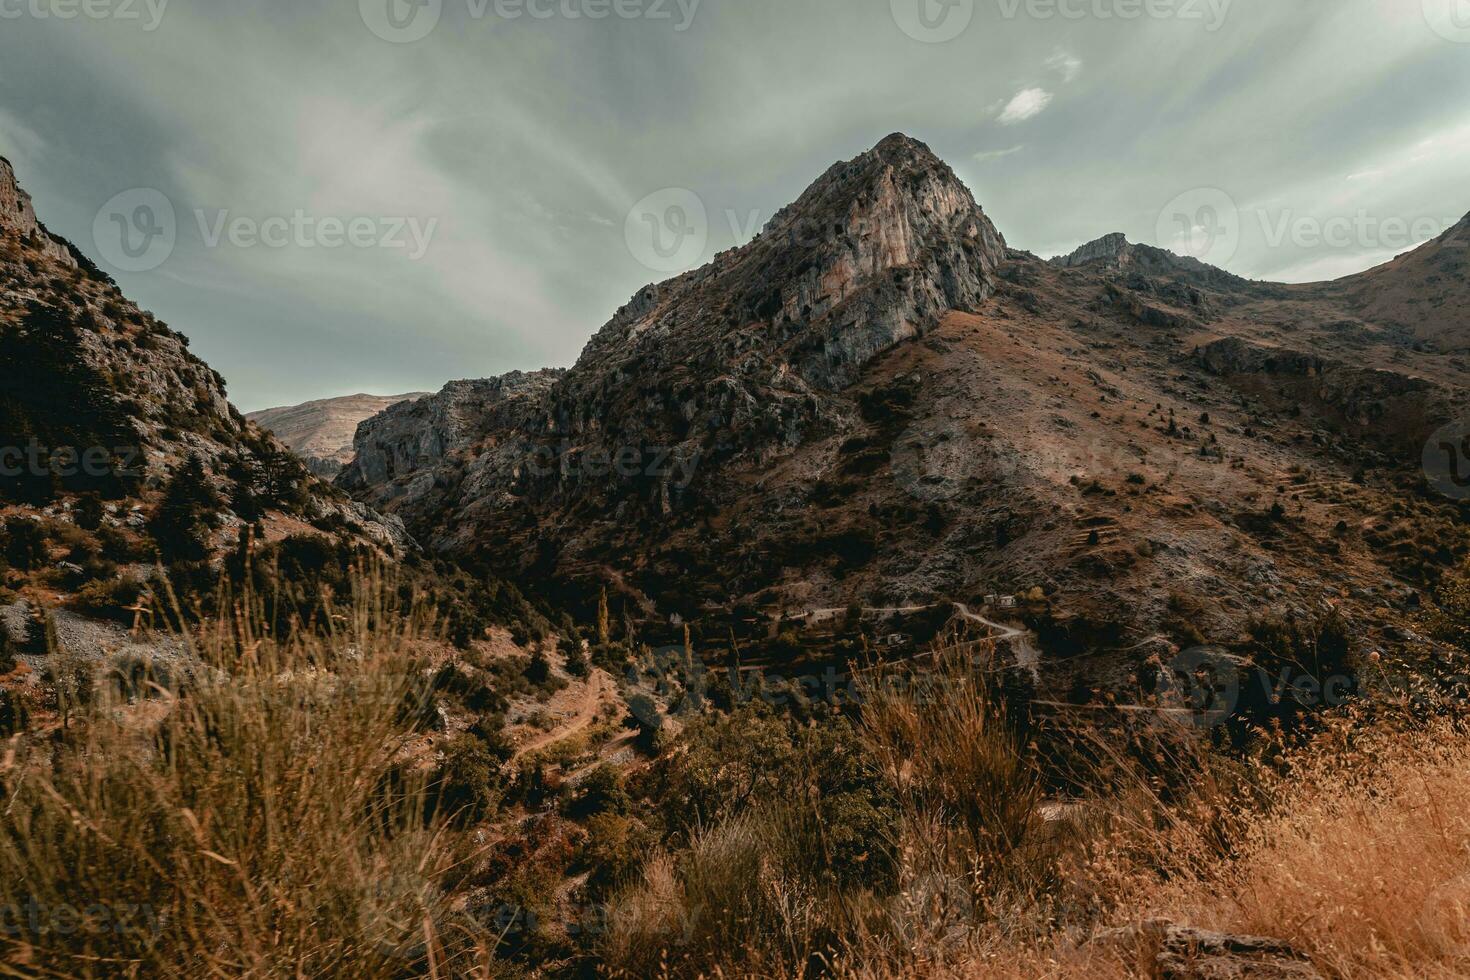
(0, 569, 497, 978)
(7, 582, 1470, 980)
(599, 640, 1470, 980)
(1133, 718, 1470, 979)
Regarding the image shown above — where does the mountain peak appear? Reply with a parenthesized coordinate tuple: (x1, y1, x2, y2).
(868, 131, 943, 164)
(584, 134, 1006, 394)
(759, 132, 991, 255)
(1050, 232, 1131, 268)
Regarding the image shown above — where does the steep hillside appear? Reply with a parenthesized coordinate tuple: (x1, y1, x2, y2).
(248, 392, 428, 477)
(1332, 212, 1470, 351)
(0, 156, 412, 577)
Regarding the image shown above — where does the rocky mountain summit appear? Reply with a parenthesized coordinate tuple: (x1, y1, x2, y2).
(343, 133, 1006, 538)
(336, 134, 1468, 687)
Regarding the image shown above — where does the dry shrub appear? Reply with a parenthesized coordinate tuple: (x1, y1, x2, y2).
(600, 800, 853, 977)
(0, 568, 486, 978)
(857, 644, 1047, 908)
(599, 640, 1058, 978)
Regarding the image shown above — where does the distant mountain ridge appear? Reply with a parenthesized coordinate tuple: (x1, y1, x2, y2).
(248, 392, 428, 477)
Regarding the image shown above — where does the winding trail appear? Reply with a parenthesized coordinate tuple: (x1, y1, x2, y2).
(512, 670, 609, 760)
(788, 600, 1043, 680)
(953, 603, 1041, 681)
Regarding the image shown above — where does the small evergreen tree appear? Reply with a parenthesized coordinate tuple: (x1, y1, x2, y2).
(74, 493, 106, 531)
(1, 517, 48, 571)
(224, 451, 267, 524)
(149, 454, 224, 561)
(0, 620, 15, 674)
(22, 606, 56, 656)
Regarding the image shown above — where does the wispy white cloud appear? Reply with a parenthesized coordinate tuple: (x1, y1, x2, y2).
(998, 88, 1053, 125)
(974, 145, 1025, 163)
(1045, 51, 1082, 83)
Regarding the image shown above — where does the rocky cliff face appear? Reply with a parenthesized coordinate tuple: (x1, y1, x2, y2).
(0, 157, 77, 269)
(1050, 232, 1131, 269)
(1051, 231, 1253, 292)
(1194, 336, 1454, 454)
(339, 371, 564, 523)
(342, 133, 1006, 547)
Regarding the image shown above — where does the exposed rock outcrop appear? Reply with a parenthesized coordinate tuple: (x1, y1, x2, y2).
(339, 371, 564, 524)
(1052, 232, 1254, 295)
(1195, 336, 1457, 453)
(1093, 920, 1324, 979)
(0, 156, 77, 269)
(342, 132, 1007, 551)
(1050, 232, 1131, 269)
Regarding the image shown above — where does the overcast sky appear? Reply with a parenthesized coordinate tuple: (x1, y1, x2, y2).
(2, 0, 1467, 411)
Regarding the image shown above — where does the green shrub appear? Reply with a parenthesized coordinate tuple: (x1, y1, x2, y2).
(568, 764, 630, 819)
(1, 517, 48, 571)
(71, 575, 146, 624)
(430, 733, 504, 826)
